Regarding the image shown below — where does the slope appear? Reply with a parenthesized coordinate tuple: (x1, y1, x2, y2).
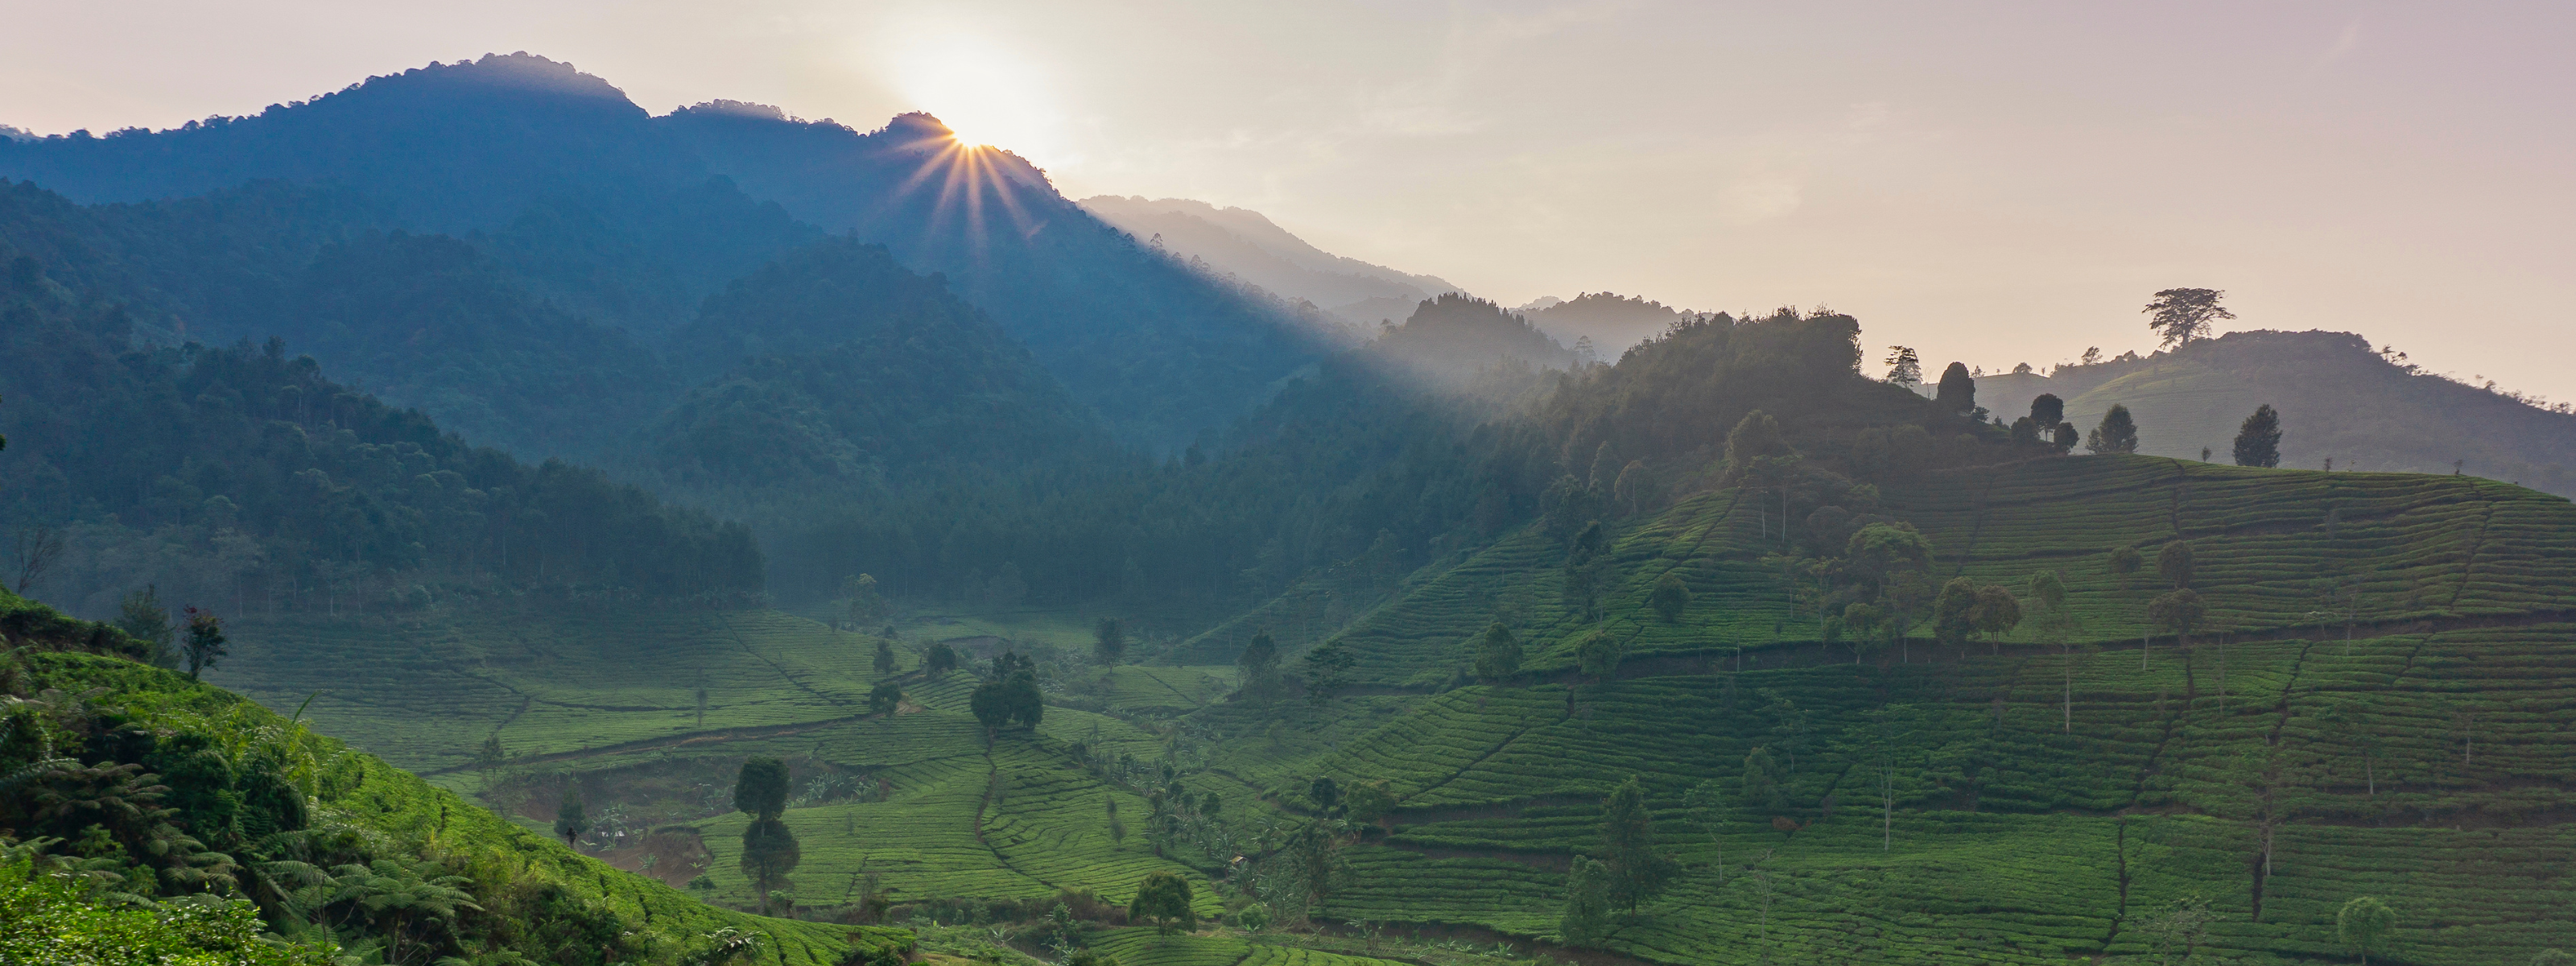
(1973, 330, 2576, 493)
(1078, 196, 1459, 324)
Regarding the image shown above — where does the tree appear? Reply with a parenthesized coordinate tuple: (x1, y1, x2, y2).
(1648, 572, 1691, 622)
(969, 669, 1043, 739)
(1883, 345, 1922, 387)
(872, 637, 897, 677)
(2149, 588, 2207, 646)
(1236, 631, 1282, 700)
(2234, 404, 2282, 468)
(1471, 622, 1521, 682)
(1575, 630, 1625, 684)
(1303, 641, 1356, 706)
(2029, 393, 2065, 428)
(1612, 460, 1651, 516)
(2158, 540, 2196, 589)
(1932, 577, 1979, 654)
(2533, 950, 2574, 966)
(2108, 546, 2144, 589)
(1128, 871, 1197, 934)
(2087, 404, 2140, 454)
(867, 681, 903, 716)
(2337, 896, 2396, 966)
(1094, 617, 1126, 663)
(1971, 584, 2022, 651)
(1344, 779, 1397, 826)
(1683, 779, 1730, 882)
(2026, 571, 2083, 733)
(735, 756, 791, 820)
(1598, 776, 1678, 910)
(554, 790, 591, 848)
(740, 817, 802, 916)
(1740, 746, 1785, 815)
(181, 606, 227, 680)
(475, 733, 507, 780)
(841, 574, 886, 630)
(925, 642, 959, 677)
(2010, 416, 2041, 446)
(2145, 288, 2235, 348)
(2135, 894, 2215, 966)
(1558, 856, 1613, 947)
(1934, 362, 1975, 414)
(10, 526, 64, 594)
(2050, 421, 2079, 452)
(115, 585, 175, 670)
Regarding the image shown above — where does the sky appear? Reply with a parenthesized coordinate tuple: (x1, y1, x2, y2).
(6, 1, 2572, 401)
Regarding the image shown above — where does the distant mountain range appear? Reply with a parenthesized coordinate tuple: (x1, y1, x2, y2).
(1078, 195, 1459, 325)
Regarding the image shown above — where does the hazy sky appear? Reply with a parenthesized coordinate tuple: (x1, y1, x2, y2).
(8, 2, 2572, 401)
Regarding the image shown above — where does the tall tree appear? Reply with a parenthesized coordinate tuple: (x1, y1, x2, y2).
(1303, 641, 1357, 706)
(841, 574, 886, 630)
(1598, 776, 1678, 910)
(115, 585, 175, 670)
(1932, 578, 1979, 654)
(2234, 404, 2283, 468)
(2026, 571, 2083, 733)
(1971, 584, 2022, 652)
(1558, 856, 1613, 947)
(1934, 361, 1976, 414)
(867, 680, 904, 716)
(1682, 779, 1730, 883)
(872, 637, 897, 677)
(2050, 421, 2079, 452)
(735, 756, 799, 914)
(925, 643, 959, 678)
(1472, 622, 1521, 683)
(2145, 288, 2235, 348)
(1740, 746, 1785, 815)
(2029, 393, 2065, 428)
(2087, 404, 2140, 454)
(1093, 617, 1126, 663)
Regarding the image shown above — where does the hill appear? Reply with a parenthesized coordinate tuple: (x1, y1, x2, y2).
(1078, 196, 1460, 324)
(0, 588, 900, 964)
(1971, 330, 2576, 494)
(1519, 292, 1702, 358)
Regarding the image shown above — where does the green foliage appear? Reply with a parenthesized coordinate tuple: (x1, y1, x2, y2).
(1471, 623, 1521, 683)
(114, 586, 174, 670)
(868, 680, 905, 716)
(739, 817, 802, 915)
(1127, 870, 1197, 935)
(0, 857, 333, 964)
(2337, 895, 2396, 965)
(2148, 589, 2206, 642)
(2159, 539, 2197, 589)
(2145, 287, 2234, 349)
(2235, 404, 2283, 468)
(1931, 578, 1979, 650)
(1647, 572, 1690, 623)
(1236, 632, 1283, 700)
(553, 791, 590, 847)
(735, 757, 790, 819)
(1574, 630, 1624, 682)
(2087, 403, 2140, 454)
(926, 643, 960, 678)
(1557, 856, 1612, 947)
(1096, 618, 1128, 664)
(1934, 362, 1976, 414)
(1739, 746, 1785, 815)
(179, 608, 225, 680)
(1596, 776, 1676, 911)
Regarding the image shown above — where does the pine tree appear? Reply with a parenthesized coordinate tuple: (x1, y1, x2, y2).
(2234, 404, 2283, 468)
(1093, 617, 1126, 663)
(1882, 345, 1922, 387)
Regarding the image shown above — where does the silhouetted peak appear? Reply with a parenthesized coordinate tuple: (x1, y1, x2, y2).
(881, 112, 956, 139)
(671, 99, 791, 122)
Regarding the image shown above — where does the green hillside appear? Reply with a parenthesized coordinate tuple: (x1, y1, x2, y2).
(0, 591, 903, 964)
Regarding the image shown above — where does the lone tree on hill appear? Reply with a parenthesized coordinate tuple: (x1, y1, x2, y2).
(2158, 540, 2196, 589)
(736, 756, 800, 914)
(2029, 393, 2065, 428)
(1934, 361, 1976, 414)
(924, 642, 959, 678)
(2025, 571, 2084, 733)
(1558, 856, 1613, 947)
(1236, 631, 1282, 700)
(1094, 617, 1126, 663)
(2234, 404, 2283, 468)
(1128, 871, 1197, 935)
(554, 790, 589, 848)
(1599, 776, 1679, 910)
(181, 606, 227, 680)
(969, 658, 1045, 739)
(1472, 621, 1521, 682)
(2087, 404, 2140, 454)
(476, 733, 506, 780)
(2145, 288, 2235, 348)
(1648, 572, 1691, 622)
(2149, 588, 2207, 661)
(2337, 895, 2396, 966)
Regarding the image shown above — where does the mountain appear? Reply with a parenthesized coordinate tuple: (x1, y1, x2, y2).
(0, 53, 1327, 450)
(1079, 195, 1459, 323)
(1370, 293, 1578, 387)
(1971, 330, 2576, 493)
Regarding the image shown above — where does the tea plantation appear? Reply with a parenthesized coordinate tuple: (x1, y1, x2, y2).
(196, 454, 2576, 964)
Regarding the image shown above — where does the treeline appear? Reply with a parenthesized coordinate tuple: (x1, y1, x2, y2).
(0, 242, 762, 619)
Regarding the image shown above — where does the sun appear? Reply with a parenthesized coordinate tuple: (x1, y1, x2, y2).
(888, 33, 1059, 159)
